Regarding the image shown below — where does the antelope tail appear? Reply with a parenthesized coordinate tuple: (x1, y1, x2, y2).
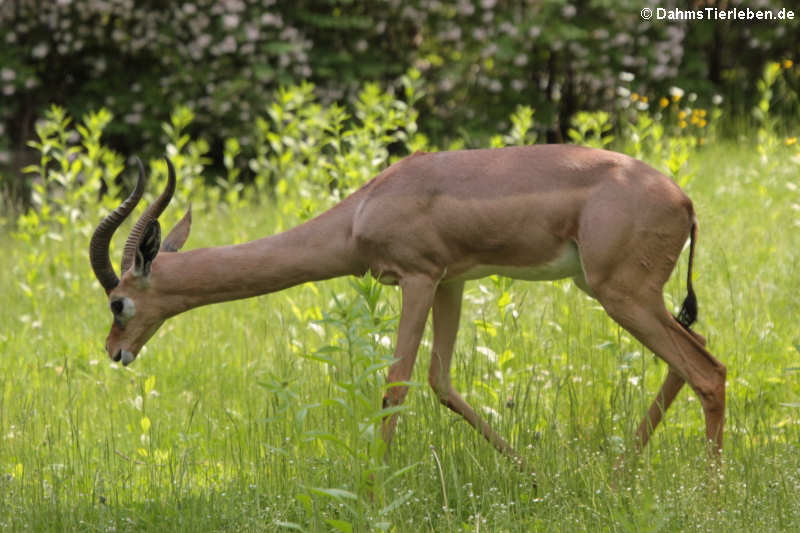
(675, 220, 699, 330)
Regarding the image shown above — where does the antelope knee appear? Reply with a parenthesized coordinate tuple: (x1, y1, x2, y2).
(383, 384, 410, 407)
(697, 363, 726, 412)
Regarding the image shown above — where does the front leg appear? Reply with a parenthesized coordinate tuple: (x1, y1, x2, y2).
(381, 275, 438, 450)
(428, 281, 525, 468)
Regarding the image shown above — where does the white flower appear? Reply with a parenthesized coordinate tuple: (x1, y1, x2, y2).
(712, 94, 723, 105)
(499, 22, 518, 37)
(668, 86, 685, 99)
(444, 27, 461, 41)
(245, 25, 260, 42)
(457, 0, 475, 16)
(476, 345, 497, 361)
(612, 33, 630, 46)
(223, 14, 239, 29)
(1, 68, 15, 82)
(261, 13, 282, 27)
(651, 65, 668, 79)
(616, 86, 631, 98)
(32, 43, 49, 58)
(482, 43, 499, 58)
(619, 71, 635, 82)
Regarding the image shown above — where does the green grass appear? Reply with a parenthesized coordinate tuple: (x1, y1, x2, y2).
(1, 141, 800, 532)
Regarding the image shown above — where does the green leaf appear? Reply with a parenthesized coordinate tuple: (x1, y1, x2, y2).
(325, 520, 353, 533)
(309, 487, 358, 501)
(369, 404, 409, 422)
(21, 165, 41, 174)
(275, 521, 306, 532)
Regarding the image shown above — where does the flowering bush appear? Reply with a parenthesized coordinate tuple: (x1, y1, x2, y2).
(0, 0, 797, 210)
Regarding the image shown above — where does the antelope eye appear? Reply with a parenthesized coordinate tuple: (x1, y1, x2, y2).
(110, 299, 124, 315)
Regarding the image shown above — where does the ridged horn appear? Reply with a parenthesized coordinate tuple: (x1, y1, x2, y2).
(89, 158, 147, 294)
(120, 157, 176, 274)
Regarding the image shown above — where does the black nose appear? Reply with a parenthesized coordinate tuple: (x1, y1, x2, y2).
(112, 350, 122, 362)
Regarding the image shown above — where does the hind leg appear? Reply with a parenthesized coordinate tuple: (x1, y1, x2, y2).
(594, 283, 725, 454)
(636, 368, 685, 450)
(575, 210, 724, 454)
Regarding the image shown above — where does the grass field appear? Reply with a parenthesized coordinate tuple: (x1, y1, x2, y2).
(1, 140, 799, 532)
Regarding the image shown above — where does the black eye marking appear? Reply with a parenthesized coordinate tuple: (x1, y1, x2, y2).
(110, 300, 124, 315)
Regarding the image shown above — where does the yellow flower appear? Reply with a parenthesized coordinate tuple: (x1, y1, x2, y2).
(783, 59, 794, 69)
(640, 96, 648, 103)
(679, 120, 688, 128)
(786, 137, 798, 146)
(699, 119, 707, 128)
(678, 110, 687, 120)
(698, 137, 705, 146)
(631, 92, 639, 101)
(659, 97, 669, 108)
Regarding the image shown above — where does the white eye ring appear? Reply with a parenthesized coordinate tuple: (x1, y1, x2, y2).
(112, 297, 136, 324)
(120, 298, 136, 320)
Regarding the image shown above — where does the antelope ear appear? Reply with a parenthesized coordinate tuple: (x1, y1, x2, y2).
(161, 205, 192, 252)
(133, 219, 161, 278)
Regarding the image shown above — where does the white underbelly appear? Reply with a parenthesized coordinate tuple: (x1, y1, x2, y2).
(451, 240, 583, 282)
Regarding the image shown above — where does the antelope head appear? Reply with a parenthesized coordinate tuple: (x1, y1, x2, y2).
(89, 157, 192, 365)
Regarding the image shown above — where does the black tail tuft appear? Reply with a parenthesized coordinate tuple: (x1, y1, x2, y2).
(674, 220, 699, 330)
(676, 287, 697, 329)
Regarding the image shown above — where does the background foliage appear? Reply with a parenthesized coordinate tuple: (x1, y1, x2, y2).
(1, 0, 799, 211)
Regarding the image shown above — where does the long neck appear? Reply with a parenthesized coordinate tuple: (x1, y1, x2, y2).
(152, 198, 366, 313)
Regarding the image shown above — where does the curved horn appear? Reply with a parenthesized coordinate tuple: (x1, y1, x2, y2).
(89, 158, 147, 294)
(121, 157, 176, 274)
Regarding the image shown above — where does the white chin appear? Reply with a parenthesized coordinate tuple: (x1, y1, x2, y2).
(121, 350, 135, 366)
